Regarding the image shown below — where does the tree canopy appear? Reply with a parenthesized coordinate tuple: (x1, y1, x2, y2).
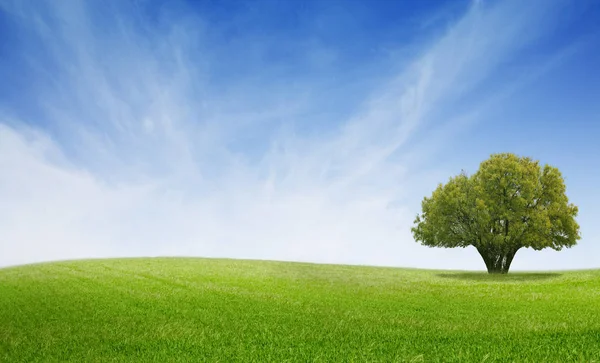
(411, 153, 580, 273)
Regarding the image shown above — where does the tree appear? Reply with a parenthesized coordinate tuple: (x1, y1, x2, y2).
(411, 153, 580, 274)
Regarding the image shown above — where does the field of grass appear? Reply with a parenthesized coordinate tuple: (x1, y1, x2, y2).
(1, 258, 599, 362)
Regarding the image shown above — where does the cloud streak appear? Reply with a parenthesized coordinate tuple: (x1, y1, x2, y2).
(1, 0, 592, 270)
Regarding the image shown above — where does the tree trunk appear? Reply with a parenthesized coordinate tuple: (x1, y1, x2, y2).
(476, 246, 520, 274)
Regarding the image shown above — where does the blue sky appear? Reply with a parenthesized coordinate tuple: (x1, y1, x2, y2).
(1, 0, 599, 270)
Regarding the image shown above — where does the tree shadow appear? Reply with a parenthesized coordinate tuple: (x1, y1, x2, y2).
(436, 272, 562, 282)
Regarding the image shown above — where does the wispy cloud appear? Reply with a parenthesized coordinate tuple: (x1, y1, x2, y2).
(1, 0, 588, 269)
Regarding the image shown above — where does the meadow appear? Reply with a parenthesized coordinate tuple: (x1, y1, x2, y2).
(1, 258, 599, 362)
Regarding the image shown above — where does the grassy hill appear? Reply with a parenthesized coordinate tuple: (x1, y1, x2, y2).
(1, 258, 599, 362)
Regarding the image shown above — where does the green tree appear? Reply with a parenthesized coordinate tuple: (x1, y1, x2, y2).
(411, 153, 580, 274)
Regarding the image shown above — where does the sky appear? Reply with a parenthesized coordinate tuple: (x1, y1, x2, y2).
(1, 0, 599, 271)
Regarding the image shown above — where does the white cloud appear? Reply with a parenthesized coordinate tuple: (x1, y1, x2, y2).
(1, 0, 594, 271)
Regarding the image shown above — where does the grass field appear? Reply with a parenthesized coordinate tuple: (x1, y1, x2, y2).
(1, 258, 599, 362)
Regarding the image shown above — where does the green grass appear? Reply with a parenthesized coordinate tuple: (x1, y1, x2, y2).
(1, 258, 599, 362)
